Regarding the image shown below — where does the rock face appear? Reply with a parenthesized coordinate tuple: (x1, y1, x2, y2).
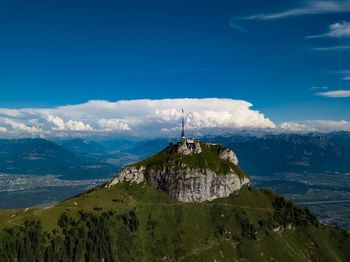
(176, 140, 202, 155)
(107, 166, 145, 187)
(146, 168, 249, 202)
(106, 141, 250, 203)
(219, 148, 238, 165)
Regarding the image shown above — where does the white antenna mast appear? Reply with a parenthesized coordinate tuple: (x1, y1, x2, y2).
(181, 108, 185, 139)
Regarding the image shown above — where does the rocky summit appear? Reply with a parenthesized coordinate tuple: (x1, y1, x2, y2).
(106, 140, 249, 202)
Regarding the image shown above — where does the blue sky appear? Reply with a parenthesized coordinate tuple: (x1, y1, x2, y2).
(0, 0, 350, 137)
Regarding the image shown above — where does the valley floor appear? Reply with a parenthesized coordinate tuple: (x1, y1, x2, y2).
(253, 172, 350, 229)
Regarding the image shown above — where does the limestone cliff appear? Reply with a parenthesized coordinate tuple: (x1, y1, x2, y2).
(106, 140, 249, 202)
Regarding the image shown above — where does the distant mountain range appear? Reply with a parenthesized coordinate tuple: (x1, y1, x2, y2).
(91, 132, 350, 177)
(56, 138, 107, 155)
(2, 132, 350, 180)
(0, 138, 116, 179)
(203, 132, 350, 176)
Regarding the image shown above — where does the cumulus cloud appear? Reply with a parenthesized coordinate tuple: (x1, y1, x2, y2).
(316, 90, 350, 97)
(47, 115, 65, 130)
(1, 98, 350, 137)
(47, 115, 93, 131)
(4, 118, 44, 134)
(0, 98, 275, 138)
(65, 120, 93, 131)
(98, 119, 131, 131)
(246, 1, 350, 20)
(308, 21, 350, 38)
(327, 21, 350, 38)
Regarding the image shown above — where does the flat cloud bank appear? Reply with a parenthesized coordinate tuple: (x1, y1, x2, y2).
(0, 98, 275, 137)
(0, 98, 349, 138)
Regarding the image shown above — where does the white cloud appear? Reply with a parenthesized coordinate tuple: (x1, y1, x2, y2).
(0, 98, 275, 137)
(2, 98, 350, 137)
(279, 120, 350, 132)
(47, 115, 65, 130)
(47, 115, 93, 131)
(246, 1, 350, 20)
(327, 21, 350, 38)
(316, 90, 350, 97)
(311, 120, 350, 131)
(65, 120, 93, 131)
(279, 122, 316, 132)
(308, 21, 350, 38)
(98, 119, 131, 131)
(4, 118, 43, 134)
(342, 75, 350, 80)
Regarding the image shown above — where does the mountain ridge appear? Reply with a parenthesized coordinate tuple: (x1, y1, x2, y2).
(0, 138, 116, 179)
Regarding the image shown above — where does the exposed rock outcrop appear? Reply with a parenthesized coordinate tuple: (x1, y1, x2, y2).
(106, 141, 249, 203)
(146, 167, 249, 202)
(176, 140, 202, 155)
(177, 142, 193, 155)
(107, 166, 145, 187)
(219, 148, 238, 165)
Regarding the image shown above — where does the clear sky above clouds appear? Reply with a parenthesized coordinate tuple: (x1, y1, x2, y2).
(0, 0, 350, 137)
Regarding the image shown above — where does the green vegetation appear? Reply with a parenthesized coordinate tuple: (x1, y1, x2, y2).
(0, 183, 349, 261)
(273, 196, 318, 227)
(135, 142, 246, 178)
(0, 211, 138, 262)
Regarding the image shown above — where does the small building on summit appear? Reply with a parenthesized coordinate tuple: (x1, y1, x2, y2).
(172, 108, 198, 153)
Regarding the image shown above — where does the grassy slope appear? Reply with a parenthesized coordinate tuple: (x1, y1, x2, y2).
(135, 142, 246, 178)
(0, 183, 349, 261)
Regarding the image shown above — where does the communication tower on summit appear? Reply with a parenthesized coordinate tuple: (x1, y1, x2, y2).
(181, 108, 186, 140)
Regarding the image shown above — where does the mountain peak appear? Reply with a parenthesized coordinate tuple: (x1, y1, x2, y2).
(106, 141, 249, 202)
